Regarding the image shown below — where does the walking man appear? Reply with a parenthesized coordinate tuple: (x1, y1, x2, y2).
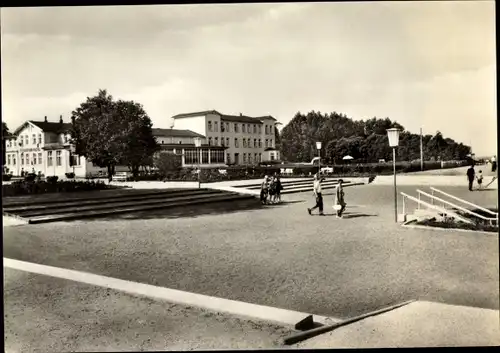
(467, 164, 475, 191)
(308, 173, 324, 216)
(334, 179, 347, 218)
(491, 155, 497, 173)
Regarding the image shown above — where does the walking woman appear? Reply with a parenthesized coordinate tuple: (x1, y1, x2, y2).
(334, 179, 347, 218)
(307, 174, 324, 216)
(260, 175, 269, 204)
(275, 176, 283, 203)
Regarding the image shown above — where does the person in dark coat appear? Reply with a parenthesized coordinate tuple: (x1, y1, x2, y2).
(466, 165, 475, 191)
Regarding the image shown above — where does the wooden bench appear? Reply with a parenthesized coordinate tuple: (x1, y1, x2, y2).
(113, 172, 128, 182)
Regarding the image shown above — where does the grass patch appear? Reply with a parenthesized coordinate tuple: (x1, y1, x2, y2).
(414, 217, 498, 233)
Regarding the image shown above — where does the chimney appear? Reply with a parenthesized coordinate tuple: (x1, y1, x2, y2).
(59, 115, 63, 123)
(44, 116, 48, 122)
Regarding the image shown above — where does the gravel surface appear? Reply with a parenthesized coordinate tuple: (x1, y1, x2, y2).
(4, 184, 498, 320)
(4, 268, 293, 352)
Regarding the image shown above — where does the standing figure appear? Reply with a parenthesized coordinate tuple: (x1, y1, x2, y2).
(476, 170, 483, 190)
(275, 176, 283, 203)
(268, 176, 277, 204)
(334, 179, 347, 218)
(260, 176, 269, 204)
(492, 156, 497, 173)
(466, 165, 475, 191)
(307, 174, 324, 216)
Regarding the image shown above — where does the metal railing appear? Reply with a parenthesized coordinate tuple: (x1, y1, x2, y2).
(401, 192, 473, 224)
(430, 187, 498, 218)
(418, 189, 497, 226)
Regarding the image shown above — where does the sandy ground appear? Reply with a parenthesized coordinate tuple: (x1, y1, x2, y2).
(4, 267, 294, 352)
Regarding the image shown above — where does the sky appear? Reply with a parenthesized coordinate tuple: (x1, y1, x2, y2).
(1, 1, 497, 156)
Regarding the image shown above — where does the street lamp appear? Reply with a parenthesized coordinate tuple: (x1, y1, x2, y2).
(316, 141, 322, 176)
(194, 137, 201, 188)
(387, 128, 401, 223)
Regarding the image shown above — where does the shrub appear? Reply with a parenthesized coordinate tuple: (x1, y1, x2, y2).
(65, 172, 75, 179)
(24, 173, 37, 182)
(2, 179, 115, 197)
(2, 174, 12, 181)
(46, 176, 59, 183)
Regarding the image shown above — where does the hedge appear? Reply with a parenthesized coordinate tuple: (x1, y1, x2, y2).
(2, 180, 118, 197)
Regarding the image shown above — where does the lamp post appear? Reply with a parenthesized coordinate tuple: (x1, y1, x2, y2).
(387, 128, 401, 223)
(316, 141, 322, 176)
(194, 137, 201, 188)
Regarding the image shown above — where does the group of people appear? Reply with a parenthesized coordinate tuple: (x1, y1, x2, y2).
(260, 175, 283, 204)
(307, 173, 347, 218)
(466, 159, 497, 191)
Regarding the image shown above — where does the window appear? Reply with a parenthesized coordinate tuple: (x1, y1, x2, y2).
(254, 139, 257, 148)
(214, 121, 218, 132)
(215, 137, 218, 146)
(234, 124, 239, 133)
(265, 139, 268, 148)
(270, 139, 273, 147)
(33, 153, 37, 165)
(226, 122, 230, 132)
(254, 153, 258, 163)
(26, 154, 30, 166)
(13, 140, 16, 146)
(271, 153, 275, 161)
(248, 154, 252, 164)
(221, 137, 225, 147)
(243, 153, 247, 163)
(253, 125, 257, 134)
(21, 155, 24, 165)
(226, 153, 230, 164)
(208, 121, 213, 132)
(72, 154, 81, 166)
(32, 134, 36, 145)
(202, 149, 209, 164)
(235, 138, 239, 148)
(226, 137, 229, 147)
(184, 149, 199, 164)
(38, 134, 42, 144)
(259, 139, 262, 148)
(38, 153, 42, 165)
(12, 156, 16, 166)
(221, 123, 225, 132)
(243, 138, 246, 148)
(242, 124, 246, 133)
(258, 125, 262, 134)
(265, 125, 268, 134)
(247, 124, 250, 133)
(7, 155, 11, 165)
(56, 150, 62, 166)
(210, 150, 224, 164)
(259, 153, 262, 162)
(7, 140, 11, 148)
(25, 135, 29, 146)
(208, 137, 213, 146)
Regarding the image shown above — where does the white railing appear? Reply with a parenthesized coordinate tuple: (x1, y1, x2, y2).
(400, 192, 473, 224)
(418, 189, 497, 226)
(430, 187, 498, 218)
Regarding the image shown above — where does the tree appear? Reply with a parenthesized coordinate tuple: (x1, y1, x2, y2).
(2, 122, 10, 167)
(154, 152, 182, 178)
(71, 89, 160, 179)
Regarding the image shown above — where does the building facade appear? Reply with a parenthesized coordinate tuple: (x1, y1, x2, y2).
(171, 110, 279, 165)
(3, 117, 229, 178)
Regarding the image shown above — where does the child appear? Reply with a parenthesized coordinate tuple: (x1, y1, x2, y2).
(476, 170, 483, 189)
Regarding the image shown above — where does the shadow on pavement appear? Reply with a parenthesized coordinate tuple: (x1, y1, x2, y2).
(66, 199, 301, 222)
(308, 213, 378, 218)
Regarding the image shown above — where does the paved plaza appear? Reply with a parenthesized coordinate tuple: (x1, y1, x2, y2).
(3, 177, 499, 349)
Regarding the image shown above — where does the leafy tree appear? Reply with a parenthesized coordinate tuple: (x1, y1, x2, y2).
(154, 152, 182, 178)
(71, 89, 159, 179)
(2, 122, 9, 166)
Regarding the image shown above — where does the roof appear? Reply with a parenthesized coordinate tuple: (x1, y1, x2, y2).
(171, 110, 221, 119)
(220, 114, 263, 124)
(172, 110, 277, 123)
(264, 147, 279, 151)
(12, 120, 72, 136)
(152, 128, 205, 138)
(159, 144, 226, 150)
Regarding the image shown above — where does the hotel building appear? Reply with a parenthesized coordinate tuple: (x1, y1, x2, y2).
(171, 110, 281, 165)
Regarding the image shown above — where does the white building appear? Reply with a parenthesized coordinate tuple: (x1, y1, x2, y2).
(171, 110, 281, 165)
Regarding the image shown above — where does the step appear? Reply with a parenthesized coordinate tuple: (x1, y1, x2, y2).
(12, 190, 229, 218)
(27, 193, 256, 224)
(236, 179, 340, 189)
(4, 189, 222, 213)
(2, 188, 189, 208)
(280, 183, 360, 195)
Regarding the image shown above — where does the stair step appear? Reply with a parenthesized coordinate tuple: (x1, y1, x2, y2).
(246, 180, 345, 190)
(4, 189, 223, 213)
(2, 188, 191, 208)
(9, 190, 228, 217)
(27, 193, 255, 224)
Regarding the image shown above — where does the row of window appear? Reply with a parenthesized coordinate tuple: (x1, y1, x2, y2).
(226, 153, 262, 164)
(208, 121, 274, 135)
(184, 149, 225, 164)
(6, 134, 71, 148)
(208, 137, 273, 148)
(5, 152, 81, 167)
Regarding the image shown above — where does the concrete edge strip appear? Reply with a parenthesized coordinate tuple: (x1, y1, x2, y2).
(283, 299, 416, 346)
(401, 223, 497, 236)
(3, 258, 339, 327)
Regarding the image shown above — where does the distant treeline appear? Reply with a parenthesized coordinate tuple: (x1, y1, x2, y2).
(278, 111, 471, 163)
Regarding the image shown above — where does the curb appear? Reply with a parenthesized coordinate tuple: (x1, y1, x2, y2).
(401, 223, 497, 235)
